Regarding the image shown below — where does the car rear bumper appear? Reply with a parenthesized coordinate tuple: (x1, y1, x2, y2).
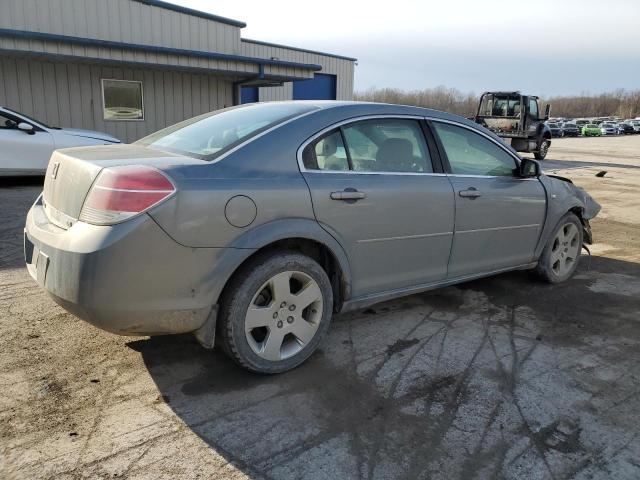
(25, 197, 228, 336)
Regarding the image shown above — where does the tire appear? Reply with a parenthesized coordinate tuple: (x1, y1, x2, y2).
(217, 251, 333, 374)
(534, 139, 550, 160)
(535, 213, 583, 284)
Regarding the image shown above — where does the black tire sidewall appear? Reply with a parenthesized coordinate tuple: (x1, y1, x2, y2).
(535, 139, 549, 160)
(220, 252, 333, 374)
(536, 213, 583, 284)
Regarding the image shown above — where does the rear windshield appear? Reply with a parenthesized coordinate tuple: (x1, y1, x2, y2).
(136, 103, 319, 159)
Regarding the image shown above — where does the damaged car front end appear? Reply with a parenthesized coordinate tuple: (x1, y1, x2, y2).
(540, 173, 601, 247)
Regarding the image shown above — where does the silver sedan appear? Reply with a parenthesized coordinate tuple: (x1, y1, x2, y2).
(25, 101, 600, 373)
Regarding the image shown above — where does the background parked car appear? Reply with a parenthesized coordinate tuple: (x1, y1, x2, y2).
(629, 120, 640, 133)
(575, 119, 590, 131)
(0, 106, 120, 176)
(600, 123, 617, 135)
(546, 122, 563, 138)
(582, 124, 602, 136)
(617, 122, 635, 135)
(560, 123, 580, 137)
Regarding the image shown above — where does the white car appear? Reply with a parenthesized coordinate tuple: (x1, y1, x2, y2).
(0, 106, 120, 176)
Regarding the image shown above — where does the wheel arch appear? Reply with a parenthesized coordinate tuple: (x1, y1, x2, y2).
(221, 218, 352, 312)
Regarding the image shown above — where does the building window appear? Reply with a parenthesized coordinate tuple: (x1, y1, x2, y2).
(102, 79, 144, 121)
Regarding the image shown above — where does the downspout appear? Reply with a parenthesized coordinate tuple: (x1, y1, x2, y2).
(232, 64, 265, 106)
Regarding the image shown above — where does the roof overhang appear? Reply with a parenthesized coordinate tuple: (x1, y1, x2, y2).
(0, 29, 322, 72)
(0, 48, 315, 84)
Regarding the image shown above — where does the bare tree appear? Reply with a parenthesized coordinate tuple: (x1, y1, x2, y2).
(355, 87, 640, 119)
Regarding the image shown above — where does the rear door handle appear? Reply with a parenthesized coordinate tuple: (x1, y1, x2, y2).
(330, 189, 366, 201)
(459, 188, 482, 199)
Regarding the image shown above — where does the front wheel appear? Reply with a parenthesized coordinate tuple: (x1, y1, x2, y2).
(534, 139, 550, 160)
(535, 213, 583, 284)
(218, 251, 333, 373)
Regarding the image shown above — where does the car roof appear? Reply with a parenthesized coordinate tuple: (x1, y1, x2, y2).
(256, 100, 482, 129)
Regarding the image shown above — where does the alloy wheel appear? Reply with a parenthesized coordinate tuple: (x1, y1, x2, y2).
(244, 270, 323, 361)
(550, 223, 580, 276)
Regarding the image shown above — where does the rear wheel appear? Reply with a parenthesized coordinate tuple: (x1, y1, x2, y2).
(534, 138, 550, 160)
(536, 213, 583, 284)
(218, 252, 333, 373)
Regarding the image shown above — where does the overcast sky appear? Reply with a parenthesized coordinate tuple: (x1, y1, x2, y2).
(176, 0, 640, 96)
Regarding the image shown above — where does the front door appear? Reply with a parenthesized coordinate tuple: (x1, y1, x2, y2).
(0, 111, 54, 174)
(430, 120, 546, 278)
(301, 117, 455, 298)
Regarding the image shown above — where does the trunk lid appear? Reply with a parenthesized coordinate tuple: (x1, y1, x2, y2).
(42, 145, 191, 226)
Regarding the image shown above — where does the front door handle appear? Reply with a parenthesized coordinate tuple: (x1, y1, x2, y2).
(330, 189, 366, 201)
(459, 188, 482, 199)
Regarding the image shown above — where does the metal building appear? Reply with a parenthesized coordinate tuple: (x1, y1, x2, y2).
(0, 0, 356, 143)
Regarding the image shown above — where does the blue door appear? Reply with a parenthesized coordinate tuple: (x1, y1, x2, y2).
(293, 74, 337, 100)
(241, 86, 259, 104)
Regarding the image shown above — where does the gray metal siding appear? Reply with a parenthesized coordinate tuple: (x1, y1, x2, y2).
(241, 41, 355, 101)
(0, 57, 233, 143)
(0, 0, 242, 54)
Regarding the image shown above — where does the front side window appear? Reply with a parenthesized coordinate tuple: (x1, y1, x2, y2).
(303, 118, 433, 173)
(138, 102, 318, 159)
(528, 98, 539, 119)
(102, 79, 144, 121)
(433, 122, 517, 177)
(0, 113, 18, 129)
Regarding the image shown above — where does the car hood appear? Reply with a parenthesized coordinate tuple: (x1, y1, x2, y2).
(55, 128, 121, 143)
(546, 174, 601, 219)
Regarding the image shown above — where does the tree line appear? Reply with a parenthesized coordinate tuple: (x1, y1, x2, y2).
(354, 87, 640, 119)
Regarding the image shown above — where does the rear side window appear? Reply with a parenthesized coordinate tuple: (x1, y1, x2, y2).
(433, 122, 517, 177)
(303, 130, 349, 171)
(303, 118, 433, 173)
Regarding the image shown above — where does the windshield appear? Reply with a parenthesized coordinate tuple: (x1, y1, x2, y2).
(585, 124, 597, 128)
(136, 103, 319, 159)
(2, 106, 54, 129)
(564, 123, 577, 128)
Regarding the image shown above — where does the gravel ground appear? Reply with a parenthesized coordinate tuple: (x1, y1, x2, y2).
(2, 135, 640, 479)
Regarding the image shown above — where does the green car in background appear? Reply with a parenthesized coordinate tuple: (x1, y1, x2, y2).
(582, 124, 602, 136)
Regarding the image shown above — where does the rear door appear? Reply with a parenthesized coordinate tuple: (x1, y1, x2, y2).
(0, 111, 54, 174)
(300, 116, 455, 298)
(430, 120, 546, 278)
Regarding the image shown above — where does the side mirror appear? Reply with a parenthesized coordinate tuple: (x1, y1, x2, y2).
(520, 158, 541, 178)
(544, 104, 551, 121)
(18, 122, 34, 134)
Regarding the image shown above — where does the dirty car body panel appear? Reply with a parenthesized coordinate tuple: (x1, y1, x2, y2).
(24, 101, 600, 343)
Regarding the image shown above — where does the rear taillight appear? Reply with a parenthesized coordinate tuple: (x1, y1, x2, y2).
(79, 165, 175, 225)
